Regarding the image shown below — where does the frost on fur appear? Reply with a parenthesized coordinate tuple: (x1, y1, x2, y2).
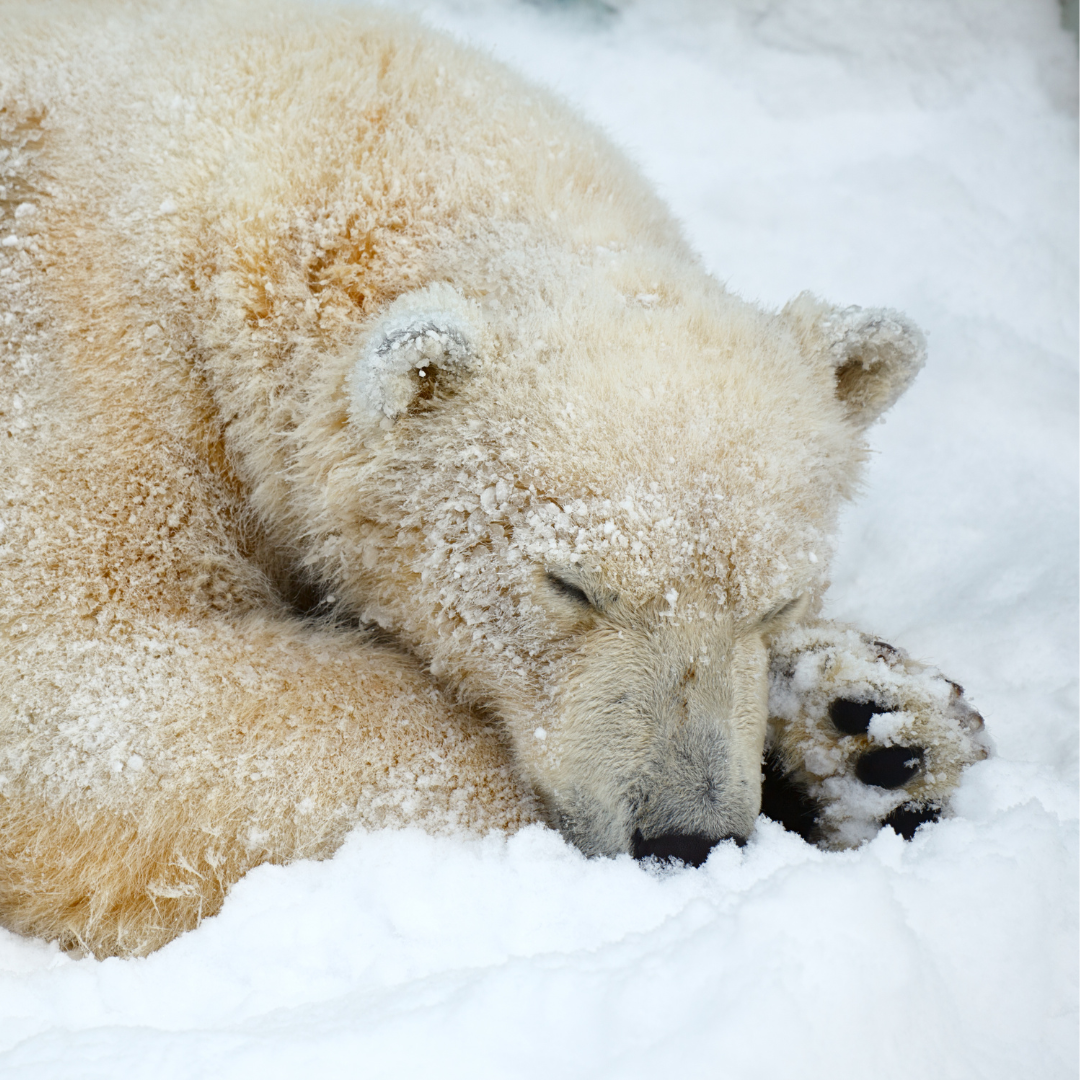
(348, 284, 486, 422)
(1, 1, 970, 958)
(782, 292, 927, 426)
(766, 622, 990, 849)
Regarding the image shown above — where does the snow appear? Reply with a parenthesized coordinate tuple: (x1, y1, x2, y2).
(0, 1, 1076, 1076)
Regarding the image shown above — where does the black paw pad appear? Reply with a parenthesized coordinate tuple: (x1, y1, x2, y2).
(760, 752, 820, 843)
(881, 802, 941, 839)
(829, 697, 887, 736)
(855, 746, 924, 789)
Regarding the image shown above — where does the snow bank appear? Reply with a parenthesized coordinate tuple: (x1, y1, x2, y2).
(0, 1, 1075, 1076)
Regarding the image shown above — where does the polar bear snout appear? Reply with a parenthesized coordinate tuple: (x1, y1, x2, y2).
(623, 724, 761, 860)
(528, 619, 770, 863)
(542, 709, 762, 862)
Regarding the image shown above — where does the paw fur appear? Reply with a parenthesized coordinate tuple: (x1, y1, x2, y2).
(765, 623, 989, 848)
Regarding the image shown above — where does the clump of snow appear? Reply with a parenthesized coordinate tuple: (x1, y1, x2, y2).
(0, 1, 1075, 1077)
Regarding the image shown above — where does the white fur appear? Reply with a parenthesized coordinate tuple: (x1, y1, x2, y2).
(0, 0, 945, 955)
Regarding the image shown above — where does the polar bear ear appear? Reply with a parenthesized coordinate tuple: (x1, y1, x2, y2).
(782, 292, 926, 427)
(348, 284, 486, 424)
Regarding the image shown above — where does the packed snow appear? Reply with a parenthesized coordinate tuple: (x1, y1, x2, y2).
(0, 1, 1075, 1077)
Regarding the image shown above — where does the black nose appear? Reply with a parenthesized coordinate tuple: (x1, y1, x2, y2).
(631, 829, 746, 867)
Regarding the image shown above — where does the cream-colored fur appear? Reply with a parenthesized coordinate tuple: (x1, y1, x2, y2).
(1, 1, 941, 956)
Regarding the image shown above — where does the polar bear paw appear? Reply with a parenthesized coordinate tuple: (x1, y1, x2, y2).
(764, 622, 990, 849)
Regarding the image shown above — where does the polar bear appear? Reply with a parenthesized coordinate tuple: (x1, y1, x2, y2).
(0, 1, 987, 956)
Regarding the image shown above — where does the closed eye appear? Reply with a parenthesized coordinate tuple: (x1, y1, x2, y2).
(546, 572, 594, 609)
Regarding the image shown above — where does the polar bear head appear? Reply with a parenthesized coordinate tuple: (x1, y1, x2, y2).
(329, 278, 924, 862)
